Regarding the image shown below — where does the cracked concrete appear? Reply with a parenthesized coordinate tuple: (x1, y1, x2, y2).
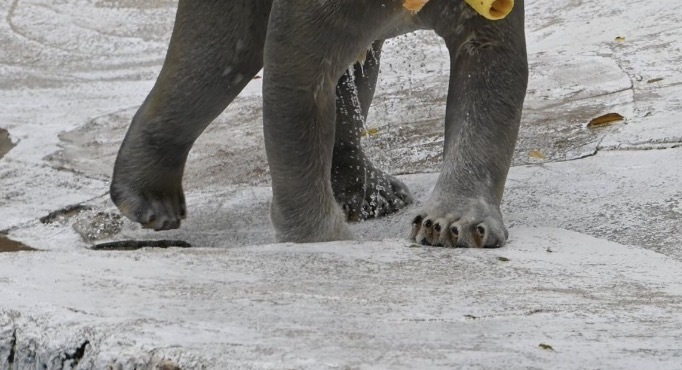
(0, 0, 681, 368)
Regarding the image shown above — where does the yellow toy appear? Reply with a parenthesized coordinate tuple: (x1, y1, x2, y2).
(403, 0, 514, 20)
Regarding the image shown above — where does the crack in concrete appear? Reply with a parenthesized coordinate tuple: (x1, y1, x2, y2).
(523, 85, 633, 113)
(518, 137, 682, 168)
(4, 326, 89, 369)
(7, 329, 16, 370)
(60, 340, 89, 369)
(600, 142, 682, 151)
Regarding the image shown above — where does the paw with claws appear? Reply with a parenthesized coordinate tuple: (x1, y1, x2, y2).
(110, 147, 188, 231)
(410, 201, 508, 248)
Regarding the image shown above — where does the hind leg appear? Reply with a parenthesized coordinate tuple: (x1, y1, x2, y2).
(411, 0, 528, 247)
(111, 0, 271, 230)
(332, 40, 414, 221)
(263, 0, 410, 242)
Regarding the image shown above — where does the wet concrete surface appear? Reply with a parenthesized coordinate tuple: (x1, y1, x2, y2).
(0, 0, 680, 255)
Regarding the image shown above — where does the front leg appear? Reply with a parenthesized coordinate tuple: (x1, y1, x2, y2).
(413, 0, 528, 247)
(263, 0, 406, 242)
(111, 0, 269, 231)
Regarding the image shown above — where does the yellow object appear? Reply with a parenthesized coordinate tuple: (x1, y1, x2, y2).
(465, 0, 514, 20)
(402, 0, 514, 20)
(403, 0, 429, 12)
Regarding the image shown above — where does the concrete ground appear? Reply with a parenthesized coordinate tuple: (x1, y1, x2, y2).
(1, 0, 681, 369)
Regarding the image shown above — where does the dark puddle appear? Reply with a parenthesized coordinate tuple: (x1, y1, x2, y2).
(0, 128, 15, 160)
(0, 234, 37, 252)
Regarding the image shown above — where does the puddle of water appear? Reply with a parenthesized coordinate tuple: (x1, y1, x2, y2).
(0, 128, 15, 160)
(0, 234, 37, 252)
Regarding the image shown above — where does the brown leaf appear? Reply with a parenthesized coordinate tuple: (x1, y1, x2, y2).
(587, 113, 624, 128)
(529, 150, 546, 160)
(360, 128, 380, 137)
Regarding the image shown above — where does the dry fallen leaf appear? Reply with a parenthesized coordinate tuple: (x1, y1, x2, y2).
(529, 150, 546, 160)
(615, 36, 625, 43)
(360, 128, 380, 137)
(539, 343, 554, 351)
(647, 77, 663, 84)
(587, 113, 625, 128)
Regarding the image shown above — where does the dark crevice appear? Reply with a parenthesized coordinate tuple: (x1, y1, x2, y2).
(91, 240, 192, 251)
(7, 329, 16, 368)
(61, 340, 89, 369)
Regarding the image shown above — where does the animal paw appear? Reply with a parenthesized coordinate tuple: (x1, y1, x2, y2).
(410, 201, 508, 248)
(110, 168, 186, 231)
(332, 160, 413, 221)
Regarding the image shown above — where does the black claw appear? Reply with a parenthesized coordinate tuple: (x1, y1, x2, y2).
(483, 242, 502, 249)
(434, 223, 441, 233)
(450, 226, 459, 236)
(476, 225, 486, 237)
(424, 219, 433, 228)
(412, 215, 423, 226)
(420, 238, 429, 246)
